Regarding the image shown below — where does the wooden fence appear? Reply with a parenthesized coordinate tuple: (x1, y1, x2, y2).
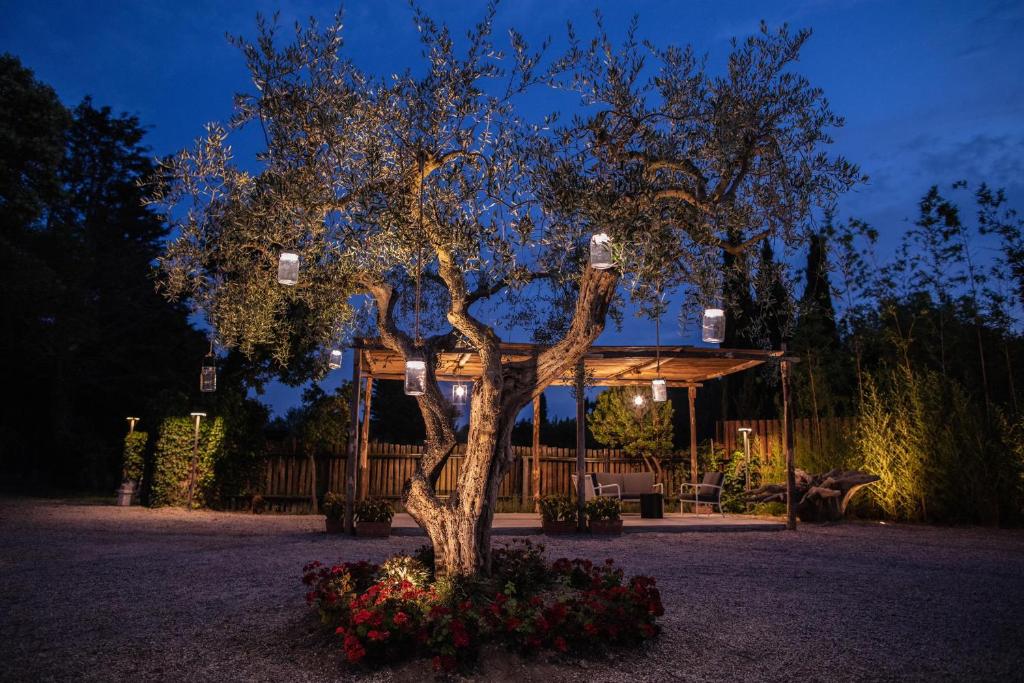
(715, 417, 858, 462)
(246, 419, 858, 512)
(249, 442, 699, 511)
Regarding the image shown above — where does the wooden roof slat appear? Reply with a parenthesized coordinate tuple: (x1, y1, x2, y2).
(355, 339, 788, 386)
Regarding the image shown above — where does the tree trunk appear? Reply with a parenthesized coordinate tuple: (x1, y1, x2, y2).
(368, 264, 618, 578)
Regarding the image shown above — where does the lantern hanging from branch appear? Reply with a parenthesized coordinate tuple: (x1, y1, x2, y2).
(701, 308, 725, 344)
(589, 232, 613, 270)
(277, 252, 299, 285)
(327, 349, 343, 370)
(405, 353, 427, 396)
(200, 352, 217, 393)
(652, 290, 667, 402)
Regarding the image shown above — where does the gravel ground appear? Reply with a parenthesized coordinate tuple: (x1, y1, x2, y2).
(1, 498, 1023, 682)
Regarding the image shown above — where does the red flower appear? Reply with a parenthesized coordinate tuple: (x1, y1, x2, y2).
(353, 609, 373, 625)
(393, 611, 410, 626)
(343, 634, 366, 663)
(504, 617, 522, 631)
(367, 629, 390, 642)
(554, 636, 568, 652)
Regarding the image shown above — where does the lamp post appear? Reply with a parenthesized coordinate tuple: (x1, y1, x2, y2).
(738, 427, 753, 492)
(126, 417, 140, 434)
(186, 412, 206, 510)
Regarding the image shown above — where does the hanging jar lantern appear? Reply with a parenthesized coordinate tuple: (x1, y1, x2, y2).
(327, 349, 343, 370)
(277, 252, 299, 285)
(452, 382, 469, 407)
(200, 354, 217, 393)
(701, 308, 725, 344)
(651, 378, 667, 403)
(404, 353, 427, 396)
(589, 232, 613, 270)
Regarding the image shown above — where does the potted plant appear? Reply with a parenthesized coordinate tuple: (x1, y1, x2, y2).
(322, 492, 345, 534)
(354, 498, 394, 537)
(539, 495, 578, 534)
(586, 496, 623, 535)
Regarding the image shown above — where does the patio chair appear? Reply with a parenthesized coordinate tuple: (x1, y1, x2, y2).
(679, 472, 725, 516)
(571, 473, 621, 501)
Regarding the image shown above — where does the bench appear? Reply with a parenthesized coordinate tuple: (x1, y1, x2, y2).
(572, 472, 664, 502)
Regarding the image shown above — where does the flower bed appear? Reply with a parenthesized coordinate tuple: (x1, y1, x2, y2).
(302, 540, 663, 673)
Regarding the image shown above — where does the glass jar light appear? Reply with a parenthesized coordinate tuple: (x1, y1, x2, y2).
(651, 378, 667, 403)
(589, 232, 613, 270)
(200, 357, 217, 393)
(701, 308, 725, 344)
(277, 252, 299, 285)
(327, 349, 343, 370)
(404, 358, 427, 396)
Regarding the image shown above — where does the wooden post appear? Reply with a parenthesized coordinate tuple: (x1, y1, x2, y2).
(309, 453, 318, 514)
(344, 350, 362, 534)
(688, 386, 698, 486)
(780, 350, 797, 531)
(358, 377, 373, 500)
(575, 361, 586, 532)
(532, 393, 541, 512)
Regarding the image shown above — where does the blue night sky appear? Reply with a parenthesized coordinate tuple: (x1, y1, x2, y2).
(4, 0, 1022, 418)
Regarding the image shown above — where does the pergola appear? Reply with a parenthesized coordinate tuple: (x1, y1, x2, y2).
(342, 339, 800, 530)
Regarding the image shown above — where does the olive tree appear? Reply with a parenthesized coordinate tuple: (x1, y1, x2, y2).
(155, 7, 859, 576)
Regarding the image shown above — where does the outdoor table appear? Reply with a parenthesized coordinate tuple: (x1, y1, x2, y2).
(640, 492, 664, 519)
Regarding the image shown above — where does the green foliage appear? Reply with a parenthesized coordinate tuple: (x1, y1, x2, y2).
(538, 495, 577, 523)
(584, 496, 621, 521)
(855, 368, 1024, 524)
(121, 431, 148, 482)
(322, 491, 345, 521)
(283, 384, 350, 453)
(490, 539, 549, 596)
(0, 56, 210, 492)
(589, 387, 674, 459)
(379, 555, 430, 588)
(354, 498, 394, 524)
(150, 416, 225, 508)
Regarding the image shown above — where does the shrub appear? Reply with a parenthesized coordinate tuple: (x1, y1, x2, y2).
(121, 431, 148, 482)
(302, 560, 380, 625)
(150, 416, 225, 507)
(354, 498, 394, 524)
(491, 539, 548, 596)
(322, 492, 345, 521)
(302, 545, 664, 673)
(538, 495, 576, 523)
(584, 496, 620, 521)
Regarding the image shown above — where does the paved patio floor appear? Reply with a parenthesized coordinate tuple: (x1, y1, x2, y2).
(390, 512, 785, 534)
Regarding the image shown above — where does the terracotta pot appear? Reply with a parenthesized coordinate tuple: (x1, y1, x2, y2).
(325, 517, 345, 534)
(542, 520, 579, 535)
(589, 519, 623, 535)
(355, 521, 391, 538)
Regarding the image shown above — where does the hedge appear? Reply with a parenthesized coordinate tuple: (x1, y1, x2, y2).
(122, 431, 148, 482)
(151, 416, 225, 508)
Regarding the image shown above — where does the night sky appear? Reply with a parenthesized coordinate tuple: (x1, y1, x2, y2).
(5, 0, 1022, 418)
